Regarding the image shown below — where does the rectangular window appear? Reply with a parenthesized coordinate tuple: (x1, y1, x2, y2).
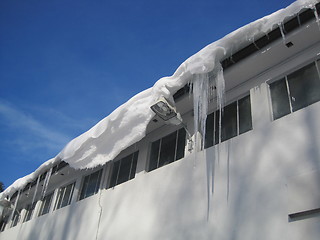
(54, 182, 75, 210)
(205, 94, 252, 148)
(23, 203, 36, 222)
(270, 61, 320, 120)
(109, 151, 139, 188)
(10, 209, 21, 227)
(38, 193, 53, 216)
(148, 128, 186, 171)
(79, 169, 102, 200)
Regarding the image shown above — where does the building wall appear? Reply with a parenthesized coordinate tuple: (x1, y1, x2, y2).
(1, 24, 320, 240)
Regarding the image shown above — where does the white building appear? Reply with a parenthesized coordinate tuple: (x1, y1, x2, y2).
(1, 1, 320, 239)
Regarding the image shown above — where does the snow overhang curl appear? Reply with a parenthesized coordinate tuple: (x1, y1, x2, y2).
(1, 0, 319, 200)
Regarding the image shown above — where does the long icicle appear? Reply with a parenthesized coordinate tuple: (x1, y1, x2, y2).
(214, 63, 225, 193)
(32, 176, 40, 204)
(193, 73, 210, 152)
(312, 3, 320, 31)
(10, 190, 20, 223)
(41, 168, 53, 198)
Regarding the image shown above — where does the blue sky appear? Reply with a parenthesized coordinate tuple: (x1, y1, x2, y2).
(0, 0, 295, 189)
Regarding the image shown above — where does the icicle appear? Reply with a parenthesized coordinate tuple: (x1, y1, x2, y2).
(27, 184, 31, 198)
(192, 73, 210, 151)
(215, 63, 226, 116)
(252, 36, 260, 50)
(10, 190, 20, 222)
(278, 22, 286, 45)
(215, 62, 226, 149)
(315, 60, 320, 79)
(297, 14, 302, 26)
(41, 168, 52, 198)
(312, 4, 320, 31)
(227, 141, 231, 201)
(32, 176, 40, 204)
(205, 152, 212, 220)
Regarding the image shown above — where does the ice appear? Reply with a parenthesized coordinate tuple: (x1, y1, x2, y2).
(10, 190, 20, 222)
(192, 72, 210, 151)
(1, 0, 319, 200)
(312, 3, 320, 30)
(32, 176, 40, 204)
(315, 60, 320, 78)
(278, 23, 287, 44)
(41, 168, 52, 198)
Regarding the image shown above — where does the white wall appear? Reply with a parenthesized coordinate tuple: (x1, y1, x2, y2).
(1, 82, 319, 240)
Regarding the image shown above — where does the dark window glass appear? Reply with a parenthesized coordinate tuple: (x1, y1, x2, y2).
(269, 61, 320, 120)
(205, 113, 214, 148)
(85, 171, 100, 197)
(38, 193, 53, 216)
(23, 203, 36, 222)
(221, 102, 237, 142)
(117, 155, 132, 185)
(109, 161, 120, 188)
(176, 128, 186, 160)
(55, 182, 75, 210)
(11, 209, 21, 227)
(148, 128, 186, 171)
(129, 152, 138, 180)
(270, 78, 291, 120)
(79, 169, 102, 200)
(159, 131, 177, 167)
(149, 140, 160, 171)
(109, 151, 139, 188)
(239, 95, 253, 134)
(288, 62, 320, 112)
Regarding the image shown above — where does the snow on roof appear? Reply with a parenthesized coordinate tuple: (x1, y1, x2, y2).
(1, 0, 319, 200)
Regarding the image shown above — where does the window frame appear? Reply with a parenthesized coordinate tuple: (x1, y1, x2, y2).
(147, 128, 186, 172)
(268, 59, 320, 120)
(54, 181, 76, 210)
(10, 209, 21, 228)
(38, 192, 54, 217)
(78, 169, 103, 201)
(108, 151, 139, 188)
(205, 93, 253, 148)
(23, 202, 36, 222)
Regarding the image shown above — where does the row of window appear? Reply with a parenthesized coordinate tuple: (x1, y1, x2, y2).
(2, 59, 320, 231)
(1, 151, 140, 230)
(269, 60, 320, 120)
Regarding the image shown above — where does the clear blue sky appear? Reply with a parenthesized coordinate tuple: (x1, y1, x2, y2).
(0, 0, 295, 189)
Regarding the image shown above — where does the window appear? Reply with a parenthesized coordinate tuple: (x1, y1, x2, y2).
(10, 209, 21, 227)
(55, 182, 75, 210)
(23, 203, 36, 222)
(148, 128, 186, 171)
(205, 94, 252, 148)
(0, 219, 7, 232)
(38, 193, 53, 216)
(109, 151, 139, 188)
(79, 169, 103, 200)
(270, 61, 320, 120)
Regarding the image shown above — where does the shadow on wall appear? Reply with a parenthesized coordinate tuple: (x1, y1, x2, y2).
(16, 104, 320, 240)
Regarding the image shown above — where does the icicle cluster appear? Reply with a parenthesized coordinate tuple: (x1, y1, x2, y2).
(192, 73, 210, 151)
